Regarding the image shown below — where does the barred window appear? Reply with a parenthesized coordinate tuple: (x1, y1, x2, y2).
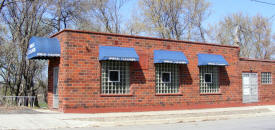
(199, 66, 219, 93)
(162, 72, 171, 83)
(204, 73, 212, 83)
(261, 72, 272, 84)
(108, 70, 120, 82)
(155, 64, 179, 94)
(101, 61, 130, 94)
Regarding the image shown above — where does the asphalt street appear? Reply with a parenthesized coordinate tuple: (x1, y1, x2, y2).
(2, 106, 275, 129)
(64, 115, 275, 130)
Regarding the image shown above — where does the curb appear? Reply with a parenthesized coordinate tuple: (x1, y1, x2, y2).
(88, 111, 275, 127)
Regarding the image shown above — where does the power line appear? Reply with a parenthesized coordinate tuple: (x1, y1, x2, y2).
(251, 0, 275, 21)
(251, 0, 275, 6)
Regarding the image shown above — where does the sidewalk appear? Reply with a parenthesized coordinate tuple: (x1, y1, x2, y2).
(1, 105, 275, 129)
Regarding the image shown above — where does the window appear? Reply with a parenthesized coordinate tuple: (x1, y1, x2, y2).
(162, 72, 171, 83)
(261, 72, 272, 84)
(101, 61, 130, 94)
(204, 73, 212, 83)
(108, 70, 120, 82)
(199, 66, 219, 93)
(156, 64, 179, 94)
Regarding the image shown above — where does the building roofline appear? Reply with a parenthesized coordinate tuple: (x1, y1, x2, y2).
(240, 57, 275, 63)
(51, 29, 239, 49)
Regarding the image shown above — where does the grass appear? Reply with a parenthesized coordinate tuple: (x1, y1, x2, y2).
(38, 102, 48, 109)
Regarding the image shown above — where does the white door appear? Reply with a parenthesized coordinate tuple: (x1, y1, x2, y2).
(242, 73, 258, 103)
(53, 67, 59, 108)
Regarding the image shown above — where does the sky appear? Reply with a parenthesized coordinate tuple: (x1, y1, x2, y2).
(206, 0, 275, 31)
(120, 0, 275, 33)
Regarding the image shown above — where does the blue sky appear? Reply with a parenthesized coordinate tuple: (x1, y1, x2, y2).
(121, 0, 275, 33)
(207, 0, 275, 30)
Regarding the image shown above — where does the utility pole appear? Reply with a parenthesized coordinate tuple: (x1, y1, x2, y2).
(234, 24, 240, 46)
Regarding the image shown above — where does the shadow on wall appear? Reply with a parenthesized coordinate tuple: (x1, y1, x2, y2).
(127, 63, 228, 87)
(181, 64, 193, 85)
(130, 62, 146, 84)
(220, 67, 230, 86)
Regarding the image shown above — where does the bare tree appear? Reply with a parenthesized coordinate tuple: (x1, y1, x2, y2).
(0, 42, 18, 96)
(0, 24, 5, 45)
(0, 0, 5, 13)
(252, 15, 274, 59)
(75, 0, 127, 33)
(0, 0, 52, 106)
(47, 0, 91, 32)
(183, 0, 210, 42)
(137, 0, 184, 40)
(124, 14, 146, 35)
(134, 0, 210, 41)
(208, 13, 253, 57)
(209, 13, 275, 59)
(93, 0, 126, 33)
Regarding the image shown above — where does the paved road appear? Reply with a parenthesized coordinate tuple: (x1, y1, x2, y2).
(64, 115, 275, 130)
(1, 106, 275, 129)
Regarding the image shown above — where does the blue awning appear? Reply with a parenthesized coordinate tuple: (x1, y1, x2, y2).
(197, 54, 228, 66)
(99, 46, 139, 61)
(154, 50, 188, 64)
(27, 36, 60, 59)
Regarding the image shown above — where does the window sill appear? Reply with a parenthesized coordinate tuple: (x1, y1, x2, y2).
(200, 93, 222, 95)
(100, 94, 133, 97)
(155, 93, 183, 96)
(261, 83, 272, 85)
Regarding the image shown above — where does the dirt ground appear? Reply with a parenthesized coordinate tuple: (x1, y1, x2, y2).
(0, 106, 44, 114)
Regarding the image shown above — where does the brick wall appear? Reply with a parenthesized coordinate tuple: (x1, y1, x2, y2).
(48, 30, 275, 113)
(239, 58, 275, 103)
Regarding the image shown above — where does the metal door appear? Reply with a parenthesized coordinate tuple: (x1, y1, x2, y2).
(242, 73, 258, 103)
(53, 67, 59, 108)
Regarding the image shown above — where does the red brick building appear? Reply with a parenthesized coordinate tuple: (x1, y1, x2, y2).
(27, 29, 275, 113)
